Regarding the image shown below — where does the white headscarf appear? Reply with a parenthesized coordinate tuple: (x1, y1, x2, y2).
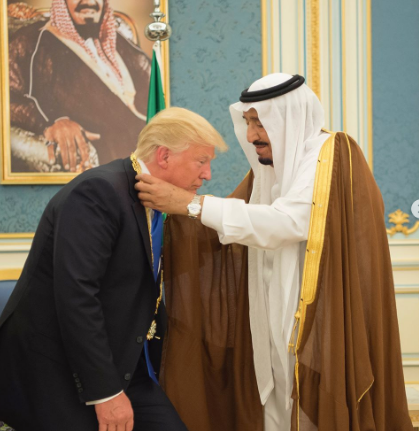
(230, 73, 330, 408)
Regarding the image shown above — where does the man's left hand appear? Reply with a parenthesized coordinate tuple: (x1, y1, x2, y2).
(135, 174, 194, 215)
(95, 392, 134, 431)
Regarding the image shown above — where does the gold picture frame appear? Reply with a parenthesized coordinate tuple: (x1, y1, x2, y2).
(0, 0, 170, 184)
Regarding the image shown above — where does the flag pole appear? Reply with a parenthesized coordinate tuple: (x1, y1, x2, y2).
(140, 1, 173, 385)
(144, 0, 172, 44)
(144, 0, 172, 117)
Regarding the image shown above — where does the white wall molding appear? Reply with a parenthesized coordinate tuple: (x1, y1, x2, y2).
(262, 0, 373, 169)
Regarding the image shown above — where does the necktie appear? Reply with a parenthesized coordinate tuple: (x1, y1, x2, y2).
(144, 210, 163, 385)
(151, 210, 163, 279)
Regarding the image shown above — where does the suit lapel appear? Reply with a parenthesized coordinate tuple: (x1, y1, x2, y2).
(124, 157, 153, 272)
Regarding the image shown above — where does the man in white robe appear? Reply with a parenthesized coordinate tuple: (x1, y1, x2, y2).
(135, 73, 331, 429)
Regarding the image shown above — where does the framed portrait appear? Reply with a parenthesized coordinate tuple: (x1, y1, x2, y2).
(0, 0, 169, 184)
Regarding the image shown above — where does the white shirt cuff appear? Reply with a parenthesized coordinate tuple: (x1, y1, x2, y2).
(86, 390, 123, 405)
(201, 196, 224, 231)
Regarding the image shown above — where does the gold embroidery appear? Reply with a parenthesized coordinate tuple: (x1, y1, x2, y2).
(298, 133, 335, 308)
(131, 153, 163, 340)
(289, 134, 336, 430)
(357, 378, 374, 408)
(147, 320, 157, 340)
(344, 133, 353, 210)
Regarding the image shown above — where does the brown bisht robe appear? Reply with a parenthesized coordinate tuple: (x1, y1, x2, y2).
(162, 132, 412, 431)
(161, 172, 263, 431)
(290, 132, 413, 430)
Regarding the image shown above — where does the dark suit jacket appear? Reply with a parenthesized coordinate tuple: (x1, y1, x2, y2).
(0, 158, 164, 430)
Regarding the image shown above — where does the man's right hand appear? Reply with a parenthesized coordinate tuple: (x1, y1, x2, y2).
(95, 391, 134, 431)
(44, 118, 100, 172)
(135, 173, 195, 216)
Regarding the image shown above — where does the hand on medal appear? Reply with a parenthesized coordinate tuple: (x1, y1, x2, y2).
(135, 174, 194, 215)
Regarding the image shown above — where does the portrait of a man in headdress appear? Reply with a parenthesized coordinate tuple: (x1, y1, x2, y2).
(6, 0, 156, 176)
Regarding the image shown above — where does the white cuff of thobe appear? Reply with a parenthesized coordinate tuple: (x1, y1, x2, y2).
(201, 195, 224, 231)
(86, 390, 123, 405)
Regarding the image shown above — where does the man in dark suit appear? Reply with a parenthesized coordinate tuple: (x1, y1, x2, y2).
(0, 107, 227, 431)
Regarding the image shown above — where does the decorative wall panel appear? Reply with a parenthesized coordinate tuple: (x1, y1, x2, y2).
(262, 0, 372, 168)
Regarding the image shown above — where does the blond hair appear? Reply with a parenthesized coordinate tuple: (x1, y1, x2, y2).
(135, 107, 228, 162)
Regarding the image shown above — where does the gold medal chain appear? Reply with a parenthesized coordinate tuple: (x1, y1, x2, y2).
(131, 153, 163, 340)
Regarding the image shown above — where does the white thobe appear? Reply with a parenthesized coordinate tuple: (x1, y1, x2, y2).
(224, 73, 330, 430)
(201, 180, 313, 430)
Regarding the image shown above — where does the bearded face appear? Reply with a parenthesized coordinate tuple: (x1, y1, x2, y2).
(243, 108, 274, 167)
(65, 0, 104, 39)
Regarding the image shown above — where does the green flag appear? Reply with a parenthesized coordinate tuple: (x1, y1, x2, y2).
(147, 42, 166, 122)
(146, 42, 167, 229)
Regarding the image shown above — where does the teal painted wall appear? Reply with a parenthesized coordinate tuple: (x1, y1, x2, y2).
(4, 0, 416, 234)
(372, 0, 419, 226)
(0, 0, 260, 233)
(0, 185, 60, 232)
(169, 0, 260, 197)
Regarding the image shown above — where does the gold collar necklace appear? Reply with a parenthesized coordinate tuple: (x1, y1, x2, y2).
(131, 153, 163, 341)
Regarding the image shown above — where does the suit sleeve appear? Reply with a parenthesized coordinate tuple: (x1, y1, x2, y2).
(53, 176, 123, 403)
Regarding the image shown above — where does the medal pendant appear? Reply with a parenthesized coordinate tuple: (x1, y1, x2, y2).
(147, 320, 157, 340)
